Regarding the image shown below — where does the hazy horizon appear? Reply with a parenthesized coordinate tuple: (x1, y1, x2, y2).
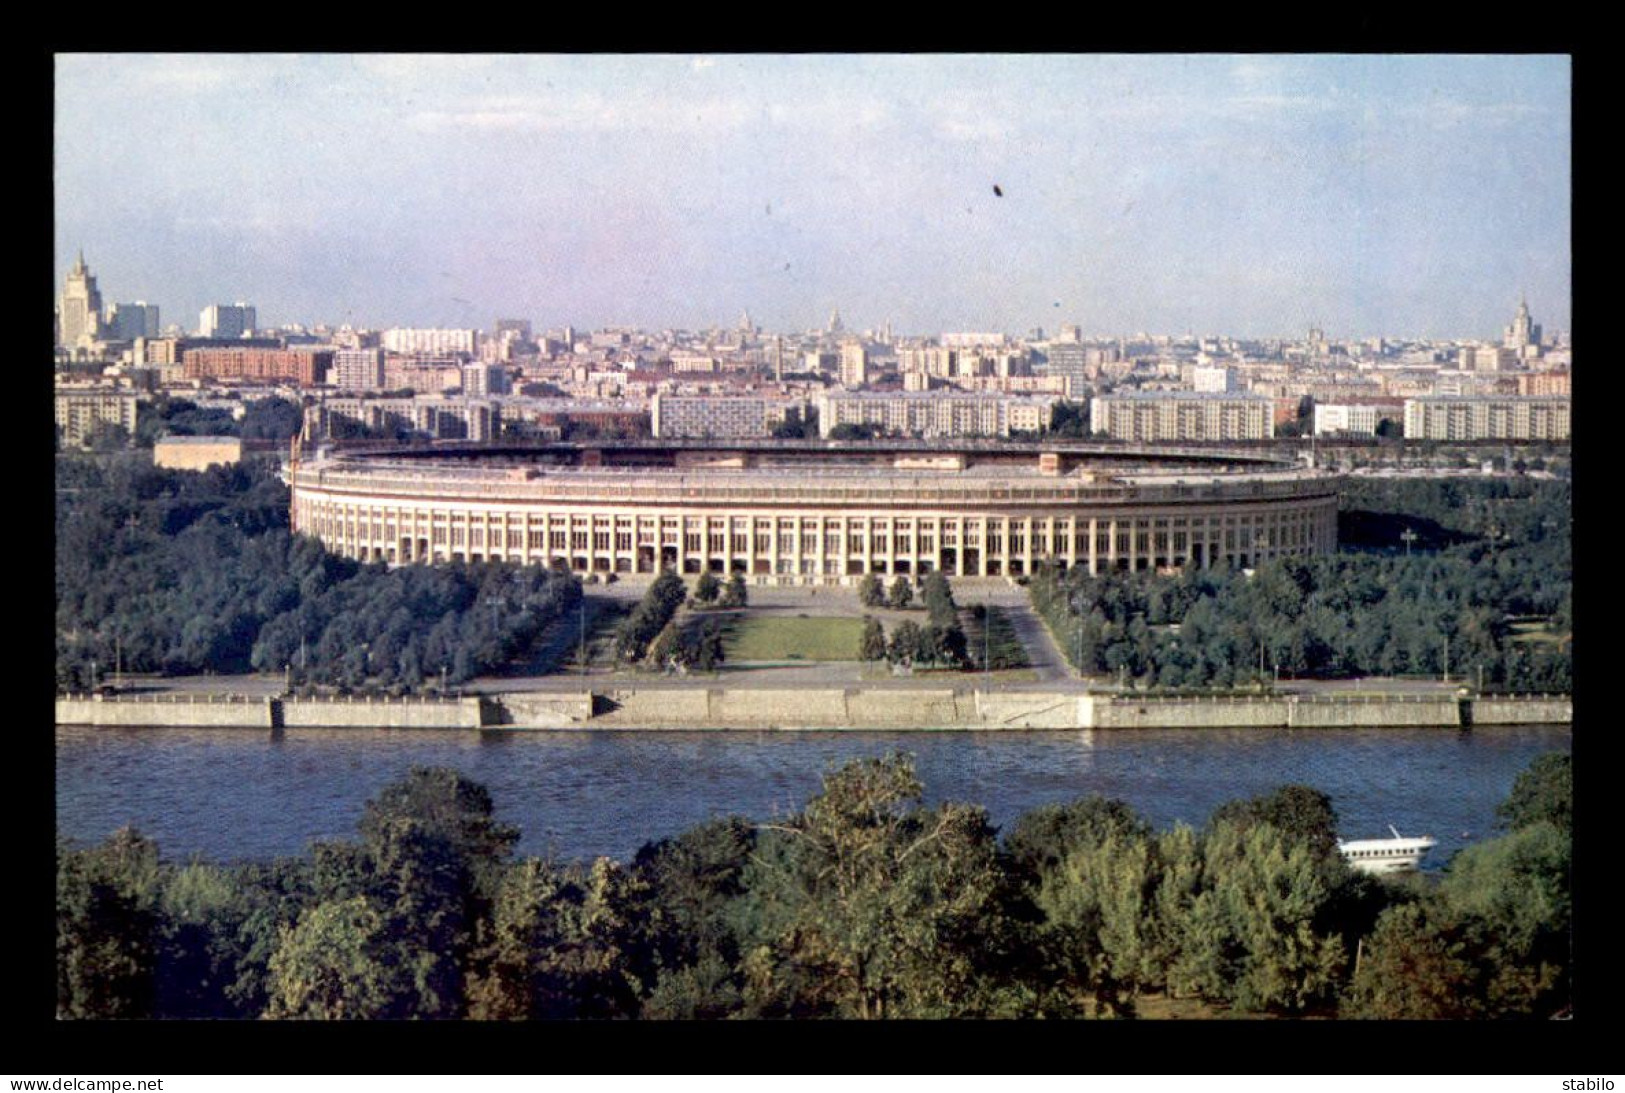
(54, 53, 1571, 342)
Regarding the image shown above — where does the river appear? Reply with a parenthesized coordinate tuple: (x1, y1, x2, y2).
(55, 724, 1570, 868)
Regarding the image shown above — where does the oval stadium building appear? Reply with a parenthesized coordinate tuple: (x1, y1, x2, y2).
(284, 440, 1340, 583)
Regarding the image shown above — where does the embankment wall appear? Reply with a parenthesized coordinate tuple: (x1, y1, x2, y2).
(57, 690, 1572, 732)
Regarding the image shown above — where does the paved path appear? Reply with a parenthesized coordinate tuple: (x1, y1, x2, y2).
(996, 600, 1070, 683)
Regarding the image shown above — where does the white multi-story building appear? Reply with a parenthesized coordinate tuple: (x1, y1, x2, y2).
(199, 303, 257, 339)
(461, 362, 510, 398)
(1089, 392, 1273, 442)
(817, 392, 1057, 439)
(1313, 403, 1382, 437)
(839, 342, 868, 388)
(381, 328, 479, 356)
(332, 348, 385, 391)
(651, 394, 804, 438)
(55, 387, 140, 447)
(315, 395, 499, 442)
(1402, 396, 1570, 441)
(1192, 365, 1239, 393)
(897, 346, 957, 379)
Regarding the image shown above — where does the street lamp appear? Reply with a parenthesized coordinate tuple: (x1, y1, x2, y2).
(1400, 527, 1417, 557)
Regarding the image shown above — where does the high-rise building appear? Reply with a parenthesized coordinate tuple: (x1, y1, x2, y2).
(332, 348, 386, 391)
(199, 303, 257, 339)
(461, 362, 510, 398)
(1503, 296, 1543, 351)
(57, 251, 103, 349)
(106, 301, 160, 341)
(839, 342, 868, 388)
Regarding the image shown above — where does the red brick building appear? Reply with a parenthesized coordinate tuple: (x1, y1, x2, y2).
(182, 347, 332, 387)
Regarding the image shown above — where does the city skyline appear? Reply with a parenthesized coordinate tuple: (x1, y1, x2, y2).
(55, 53, 1571, 341)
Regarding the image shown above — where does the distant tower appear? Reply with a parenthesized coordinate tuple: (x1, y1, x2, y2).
(1504, 295, 1542, 351)
(839, 341, 868, 388)
(57, 250, 103, 349)
(739, 309, 754, 335)
(828, 309, 844, 335)
(774, 335, 784, 383)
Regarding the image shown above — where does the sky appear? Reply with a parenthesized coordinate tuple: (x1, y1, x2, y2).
(54, 53, 1571, 342)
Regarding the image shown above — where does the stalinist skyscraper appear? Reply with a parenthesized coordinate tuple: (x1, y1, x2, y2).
(1503, 295, 1542, 351)
(57, 250, 103, 350)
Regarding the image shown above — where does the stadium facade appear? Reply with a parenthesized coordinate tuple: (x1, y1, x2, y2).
(285, 440, 1340, 583)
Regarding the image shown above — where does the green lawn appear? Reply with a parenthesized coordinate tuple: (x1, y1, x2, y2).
(721, 615, 865, 662)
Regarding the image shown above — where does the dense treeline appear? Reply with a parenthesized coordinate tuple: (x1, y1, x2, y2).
(1031, 477, 1571, 691)
(133, 396, 305, 447)
(55, 455, 580, 691)
(56, 753, 1571, 1020)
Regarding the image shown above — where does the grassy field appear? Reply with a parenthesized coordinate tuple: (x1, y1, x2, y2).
(720, 615, 865, 662)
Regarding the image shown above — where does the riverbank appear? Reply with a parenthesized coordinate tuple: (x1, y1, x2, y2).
(56, 688, 1571, 731)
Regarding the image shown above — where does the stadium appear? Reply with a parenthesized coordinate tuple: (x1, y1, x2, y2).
(284, 440, 1341, 583)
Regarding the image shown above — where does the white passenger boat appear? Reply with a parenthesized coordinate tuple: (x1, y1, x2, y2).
(1338, 825, 1437, 874)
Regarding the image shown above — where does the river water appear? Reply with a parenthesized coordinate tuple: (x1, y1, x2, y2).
(55, 725, 1570, 869)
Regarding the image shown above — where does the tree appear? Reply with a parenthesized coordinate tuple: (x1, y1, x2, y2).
(722, 573, 748, 609)
(1030, 830, 1164, 1015)
(57, 829, 162, 1019)
(85, 421, 131, 452)
(1436, 821, 1570, 1017)
(694, 570, 721, 606)
(888, 576, 913, 611)
(647, 619, 683, 672)
(465, 858, 577, 1020)
(859, 616, 888, 662)
(857, 573, 885, 608)
(1209, 784, 1342, 872)
(888, 620, 922, 666)
(1496, 752, 1571, 835)
(736, 754, 1021, 1018)
(1342, 900, 1485, 1019)
(239, 397, 304, 442)
(1004, 797, 1152, 883)
(690, 618, 727, 673)
(265, 896, 405, 1019)
(346, 768, 520, 1018)
(1186, 821, 1347, 1013)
